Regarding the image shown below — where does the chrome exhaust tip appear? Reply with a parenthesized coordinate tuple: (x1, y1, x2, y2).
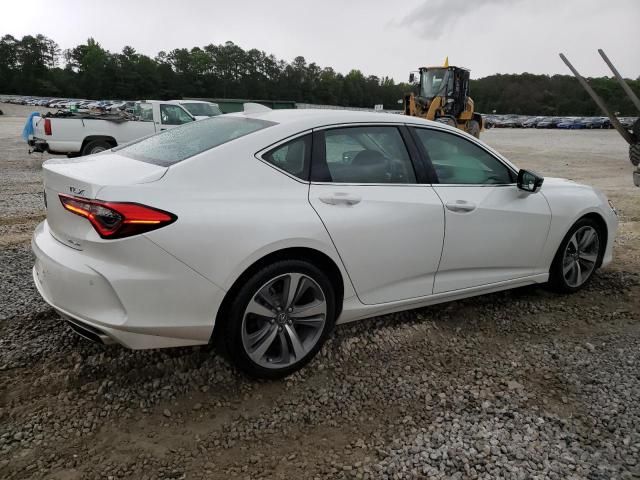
(64, 317, 114, 345)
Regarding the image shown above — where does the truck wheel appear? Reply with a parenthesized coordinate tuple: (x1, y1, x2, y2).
(82, 140, 112, 156)
(435, 116, 457, 128)
(630, 143, 640, 167)
(466, 120, 480, 138)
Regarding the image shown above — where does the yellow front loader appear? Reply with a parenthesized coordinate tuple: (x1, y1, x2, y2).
(403, 58, 483, 138)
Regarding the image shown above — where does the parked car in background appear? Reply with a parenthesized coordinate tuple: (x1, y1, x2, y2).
(536, 117, 561, 128)
(619, 117, 638, 129)
(523, 116, 544, 128)
(557, 118, 586, 129)
(591, 117, 611, 129)
(28, 100, 195, 156)
(31, 109, 617, 378)
(108, 101, 128, 111)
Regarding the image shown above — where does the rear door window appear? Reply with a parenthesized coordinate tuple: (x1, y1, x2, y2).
(312, 126, 416, 184)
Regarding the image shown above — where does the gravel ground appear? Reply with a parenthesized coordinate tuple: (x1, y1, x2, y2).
(1, 103, 639, 479)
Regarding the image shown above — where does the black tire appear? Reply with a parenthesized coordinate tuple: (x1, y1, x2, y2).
(82, 139, 112, 156)
(221, 259, 336, 379)
(548, 217, 604, 293)
(466, 120, 480, 138)
(630, 143, 640, 167)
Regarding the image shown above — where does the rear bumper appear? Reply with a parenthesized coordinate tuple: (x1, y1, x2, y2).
(29, 137, 81, 155)
(28, 138, 49, 153)
(32, 221, 225, 349)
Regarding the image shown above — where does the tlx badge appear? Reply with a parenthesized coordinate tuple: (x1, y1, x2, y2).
(68, 186, 86, 196)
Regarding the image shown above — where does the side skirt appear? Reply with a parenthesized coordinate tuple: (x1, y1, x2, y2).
(336, 273, 548, 324)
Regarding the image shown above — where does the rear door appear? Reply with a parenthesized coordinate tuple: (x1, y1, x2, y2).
(410, 126, 551, 293)
(308, 124, 445, 305)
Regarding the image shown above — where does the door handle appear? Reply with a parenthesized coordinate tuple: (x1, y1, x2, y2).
(319, 193, 362, 206)
(445, 201, 476, 213)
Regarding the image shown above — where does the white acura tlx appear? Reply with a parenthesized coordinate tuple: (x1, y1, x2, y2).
(32, 109, 618, 378)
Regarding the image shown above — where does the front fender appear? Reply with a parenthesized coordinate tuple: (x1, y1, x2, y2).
(540, 180, 617, 269)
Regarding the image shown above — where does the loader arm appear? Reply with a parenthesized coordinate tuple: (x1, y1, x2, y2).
(559, 53, 635, 145)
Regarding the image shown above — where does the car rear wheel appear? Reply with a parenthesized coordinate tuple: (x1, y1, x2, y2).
(222, 260, 336, 379)
(82, 139, 112, 156)
(549, 218, 603, 293)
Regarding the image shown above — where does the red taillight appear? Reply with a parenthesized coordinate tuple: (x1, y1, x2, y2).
(44, 118, 52, 136)
(59, 194, 176, 239)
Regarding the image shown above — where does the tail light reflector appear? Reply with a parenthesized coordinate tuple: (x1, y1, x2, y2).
(59, 194, 176, 239)
(44, 118, 52, 136)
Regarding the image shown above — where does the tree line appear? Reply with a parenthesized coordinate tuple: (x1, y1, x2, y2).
(1, 34, 639, 115)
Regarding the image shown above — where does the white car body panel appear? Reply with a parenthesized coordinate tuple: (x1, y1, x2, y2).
(432, 184, 552, 293)
(32, 221, 224, 348)
(31, 109, 618, 350)
(309, 183, 444, 304)
(537, 178, 617, 268)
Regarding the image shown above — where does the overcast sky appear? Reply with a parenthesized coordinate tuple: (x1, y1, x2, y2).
(2, 0, 639, 81)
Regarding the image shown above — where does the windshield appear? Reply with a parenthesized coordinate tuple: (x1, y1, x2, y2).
(182, 102, 222, 117)
(117, 116, 276, 166)
(420, 69, 450, 98)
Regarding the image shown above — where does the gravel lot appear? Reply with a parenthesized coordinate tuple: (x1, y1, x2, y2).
(1, 103, 639, 479)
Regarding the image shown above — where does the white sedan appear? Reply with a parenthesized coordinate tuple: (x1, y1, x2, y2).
(32, 109, 618, 378)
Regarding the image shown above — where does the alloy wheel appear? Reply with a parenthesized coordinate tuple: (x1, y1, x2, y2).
(562, 226, 599, 288)
(241, 273, 327, 369)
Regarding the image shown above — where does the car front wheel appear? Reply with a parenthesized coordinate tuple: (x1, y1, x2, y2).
(222, 260, 336, 379)
(549, 218, 603, 293)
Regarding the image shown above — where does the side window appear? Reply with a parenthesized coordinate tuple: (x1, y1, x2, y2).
(160, 104, 194, 125)
(314, 126, 416, 184)
(263, 135, 311, 180)
(413, 128, 513, 185)
(136, 103, 154, 122)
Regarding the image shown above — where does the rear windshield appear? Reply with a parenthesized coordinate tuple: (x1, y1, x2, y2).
(117, 116, 276, 166)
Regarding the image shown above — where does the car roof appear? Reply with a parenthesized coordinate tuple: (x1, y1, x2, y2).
(236, 108, 445, 130)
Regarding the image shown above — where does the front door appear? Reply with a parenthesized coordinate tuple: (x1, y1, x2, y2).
(411, 126, 551, 293)
(308, 125, 445, 305)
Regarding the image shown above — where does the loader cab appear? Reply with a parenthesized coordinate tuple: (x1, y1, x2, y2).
(418, 66, 470, 118)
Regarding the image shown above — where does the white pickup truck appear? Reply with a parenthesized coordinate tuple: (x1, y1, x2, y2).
(28, 100, 196, 156)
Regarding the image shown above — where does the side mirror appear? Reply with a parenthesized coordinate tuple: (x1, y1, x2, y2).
(409, 73, 415, 83)
(517, 169, 544, 193)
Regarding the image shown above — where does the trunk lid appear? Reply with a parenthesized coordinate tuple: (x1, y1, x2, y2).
(43, 152, 167, 249)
